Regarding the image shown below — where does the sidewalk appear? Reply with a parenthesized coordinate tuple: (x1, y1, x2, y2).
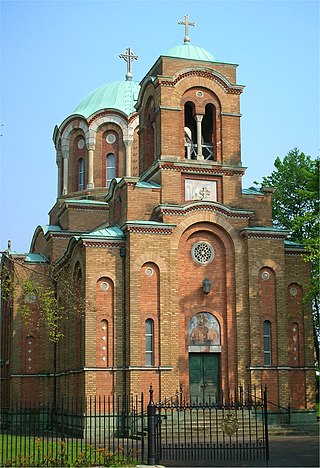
(153, 434, 319, 467)
(265, 435, 319, 467)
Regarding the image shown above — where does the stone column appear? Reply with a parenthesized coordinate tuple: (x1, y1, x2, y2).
(87, 145, 95, 189)
(195, 114, 204, 160)
(152, 122, 157, 161)
(62, 148, 69, 195)
(124, 141, 132, 177)
(56, 149, 62, 197)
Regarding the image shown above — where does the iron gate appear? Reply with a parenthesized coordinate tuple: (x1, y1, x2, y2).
(151, 385, 269, 466)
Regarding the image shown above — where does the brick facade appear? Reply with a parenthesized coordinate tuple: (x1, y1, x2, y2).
(0, 37, 316, 417)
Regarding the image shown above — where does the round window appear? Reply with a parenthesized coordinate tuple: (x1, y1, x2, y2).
(100, 282, 109, 291)
(78, 139, 85, 149)
(106, 134, 116, 144)
(191, 242, 214, 265)
(290, 287, 297, 297)
(261, 271, 270, 281)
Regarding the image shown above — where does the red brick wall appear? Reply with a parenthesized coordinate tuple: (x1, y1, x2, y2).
(178, 222, 236, 396)
(259, 267, 278, 366)
(96, 277, 114, 368)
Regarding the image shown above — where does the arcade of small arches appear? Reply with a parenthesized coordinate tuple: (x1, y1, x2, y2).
(55, 86, 223, 197)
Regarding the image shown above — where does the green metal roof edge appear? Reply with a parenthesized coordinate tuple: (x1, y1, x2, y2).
(41, 225, 62, 235)
(241, 226, 290, 233)
(7, 252, 49, 264)
(124, 220, 176, 228)
(284, 240, 306, 249)
(81, 224, 125, 240)
(242, 188, 265, 196)
(25, 253, 50, 264)
(136, 181, 161, 189)
(40, 225, 92, 237)
(63, 199, 108, 206)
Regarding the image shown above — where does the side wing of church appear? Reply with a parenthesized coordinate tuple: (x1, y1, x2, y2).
(1, 20, 316, 422)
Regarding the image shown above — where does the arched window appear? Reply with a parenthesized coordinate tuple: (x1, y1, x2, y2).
(202, 104, 215, 160)
(78, 158, 84, 191)
(106, 153, 116, 188)
(263, 321, 271, 366)
(184, 102, 197, 159)
(145, 319, 154, 366)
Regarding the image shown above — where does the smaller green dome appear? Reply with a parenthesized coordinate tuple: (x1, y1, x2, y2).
(73, 80, 140, 118)
(165, 42, 214, 62)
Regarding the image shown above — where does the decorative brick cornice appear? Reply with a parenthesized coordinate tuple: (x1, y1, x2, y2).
(124, 226, 173, 235)
(82, 241, 124, 248)
(240, 229, 289, 240)
(159, 162, 245, 176)
(159, 70, 244, 94)
(47, 233, 75, 240)
(284, 249, 305, 256)
(156, 203, 253, 220)
(63, 204, 108, 211)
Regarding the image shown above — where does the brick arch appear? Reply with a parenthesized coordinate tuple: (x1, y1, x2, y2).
(172, 67, 240, 91)
(177, 215, 238, 391)
(172, 76, 235, 113)
(132, 253, 168, 273)
(181, 86, 222, 113)
(61, 120, 89, 155)
(89, 114, 138, 144)
(135, 77, 156, 113)
(250, 258, 282, 277)
(68, 246, 85, 275)
(171, 210, 242, 253)
(93, 271, 116, 284)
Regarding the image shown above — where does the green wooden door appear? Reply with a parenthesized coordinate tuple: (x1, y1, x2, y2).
(189, 353, 220, 403)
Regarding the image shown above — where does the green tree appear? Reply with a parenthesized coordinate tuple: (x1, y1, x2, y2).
(259, 148, 319, 363)
(0, 253, 86, 343)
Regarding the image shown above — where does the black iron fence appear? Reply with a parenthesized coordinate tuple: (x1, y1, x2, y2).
(152, 384, 269, 466)
(0, 386, 269, 467)
(0, 394, 146, 466)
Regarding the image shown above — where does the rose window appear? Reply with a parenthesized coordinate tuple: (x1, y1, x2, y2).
(191, 242, 214, 265)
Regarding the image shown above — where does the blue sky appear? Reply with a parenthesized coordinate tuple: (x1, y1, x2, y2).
(1, 0, 319, 253)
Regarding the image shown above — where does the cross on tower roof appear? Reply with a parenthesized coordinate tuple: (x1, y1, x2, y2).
(178, 14, 195, 43)
(119, 47, 138, 81)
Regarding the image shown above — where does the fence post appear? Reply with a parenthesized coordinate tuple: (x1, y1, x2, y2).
(147, 385, 156, 465)
(263, 386, 269, 463)
(288, 402, 291, 426)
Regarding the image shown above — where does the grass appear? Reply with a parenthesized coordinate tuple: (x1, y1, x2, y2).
(0, 434, 139, 467)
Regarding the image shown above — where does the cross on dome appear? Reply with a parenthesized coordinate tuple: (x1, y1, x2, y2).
(178, 14, 195, 43)
(119, 47, 138, 81)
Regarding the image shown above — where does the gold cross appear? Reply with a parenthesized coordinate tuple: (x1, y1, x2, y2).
(178, 15, 195, 43)
(119, 47, 138, 80)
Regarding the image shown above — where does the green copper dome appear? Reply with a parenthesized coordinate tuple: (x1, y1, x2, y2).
(73, 80, 140, 118)
(165, 42, 214, 62)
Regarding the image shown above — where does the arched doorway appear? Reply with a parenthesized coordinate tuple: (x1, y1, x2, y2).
(188, 312, 221, 403)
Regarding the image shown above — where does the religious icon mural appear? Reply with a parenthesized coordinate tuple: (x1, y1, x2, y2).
(188, 313, 220, 350)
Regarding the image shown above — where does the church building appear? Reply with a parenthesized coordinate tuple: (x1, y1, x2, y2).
(1, 17, 316, 421)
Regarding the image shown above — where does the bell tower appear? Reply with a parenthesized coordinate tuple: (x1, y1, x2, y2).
(136, 16, 245, 208)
